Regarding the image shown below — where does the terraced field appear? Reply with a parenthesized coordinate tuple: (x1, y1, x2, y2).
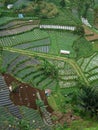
(41, 8, 81, 26)
(0, 106, 18, 130)
(77, 52, 98, 86)
(2, 51, 57, 90)
(0, 106, 52, 130)
(0, 19, 40, 37)
(0, 15, 98, 130)
(2, 49, 91, 90)
(0, 17, 17, 26)
(0, 28, 51, 52)
(1, 18, 97, 89)
(45, 30, 79, 57)
(0, 29, 49, 46)
(20, 106, 52, 130)
(52, 61, 78, 88)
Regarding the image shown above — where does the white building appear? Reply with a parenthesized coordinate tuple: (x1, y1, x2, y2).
(7, 4, 13, 9)
(60, 50, 70, 54)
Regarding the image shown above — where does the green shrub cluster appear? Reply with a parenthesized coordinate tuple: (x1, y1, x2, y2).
(14, 1, 59, 18)
(73, 36, 93, 59)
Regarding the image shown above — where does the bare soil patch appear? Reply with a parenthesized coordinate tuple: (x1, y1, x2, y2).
(83, 25, 94, 36)
(3, 73, 53, 113)
(52, 110, 81, 126)
(86, 33, 98, 41)
(83, 25, 98, 41)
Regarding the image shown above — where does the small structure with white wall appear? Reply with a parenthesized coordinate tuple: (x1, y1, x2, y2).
(60, 50, 70, 55)
(9, 85, 12, 92)
(18, 14, 24, 19)
(81, 17, 92, 28)
(45, 89, 51, 96)
(40, 25, 76, 31)
(7, 4, 13, 9)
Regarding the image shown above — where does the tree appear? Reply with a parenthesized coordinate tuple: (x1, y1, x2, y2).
(72, 37, 93, 59)
(36, 99, 44, 107)
(60, 0, 66, 8)
(77, 85, 98, 117)
(11, 82, 19, 92)
(40, 59, 58, 79)
(17, 119, 30, 130)
(3, 0, 17, 5)
(68, 0, 95, 18)
(74, 25, 85, 36)
(0, 67, 6, 74)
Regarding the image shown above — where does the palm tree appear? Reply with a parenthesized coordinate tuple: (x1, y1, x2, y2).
(77, 85, 98, 117)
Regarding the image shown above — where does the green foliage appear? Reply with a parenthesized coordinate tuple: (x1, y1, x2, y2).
(48, 91, 66, 112)
(55, 122, 68, 130)
(3, 0, 17, 5)
(94, 4, 98, 20)
(51, 115, 58, 121)
(60, 0, 66, 8)
(0, 8, 3, 16)
(0, 29, 48, 47)
(0, 46, 3, 55)
(34, 1, 59, 18)
(36, 99, 44, 107)
(67, 0, 95, 18)
(14, 1, 59, 18)
(41, 8, 80, 26)
(0, 67, 6, 74)
(17, 119, 30, 130)
(68, 119, 98, 130)
(73, 37, 93, 59)
(74, 25, 85, 36)
(77, 85, 98, 118)
(11, 82, 19, 92)
(41, 59, 58, 79)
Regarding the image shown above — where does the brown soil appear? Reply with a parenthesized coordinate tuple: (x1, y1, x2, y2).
(85, 32, 98, 41)
(83, 25, 94, 36)
(52, 110, 81, 126)
(3, 73, 53, 113)
(83, 25, 98, 41)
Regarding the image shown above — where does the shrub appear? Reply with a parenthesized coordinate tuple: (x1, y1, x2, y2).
(40, 60, 58, 79)
(16, 1, 59, 18)
(72, 36, 93, 59)
(11, 82, 19, 92)
(36, 99, 44, 107)
(74, 25, 85, 36)
(0, 67, 6, 74)
(17, 119, 30, 130)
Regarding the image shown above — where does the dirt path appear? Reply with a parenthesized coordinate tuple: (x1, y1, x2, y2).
(83, 25, 98, 41)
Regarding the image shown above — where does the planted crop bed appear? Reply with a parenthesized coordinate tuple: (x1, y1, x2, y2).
(77, 53, 98, 85)
(41, 9, 80, 26)
(2, 51, 57, 90)
(20, 106, 52, 130)
(0, 107, 17, 130)
(0, 24, 38, 37)
(0, 20, 39, 30)
(0, 29, 49, 47)
(47, 30, 79, 57)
